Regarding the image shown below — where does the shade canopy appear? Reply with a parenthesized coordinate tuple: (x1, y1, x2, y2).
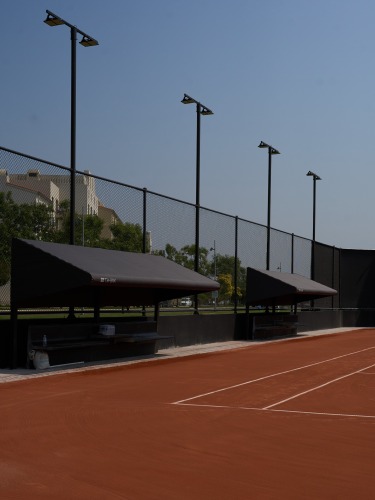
(246, 267, 337, 306)
(11, 239, 219, 308)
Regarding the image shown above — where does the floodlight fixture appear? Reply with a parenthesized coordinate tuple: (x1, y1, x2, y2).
(44, 10, 99, 47)
(79, 35, 99, 47)
(306, 170, 322, 181)
(201, 106, 213, 116)
(258, 141, 280, 155)
(181, 94, 196, 104)
(44, 12, 64, 26)
(181, 94, 214, 116)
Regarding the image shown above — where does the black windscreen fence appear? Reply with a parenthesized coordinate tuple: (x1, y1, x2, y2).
(339, 249, 375, 308)
(313, 243, 340, 308)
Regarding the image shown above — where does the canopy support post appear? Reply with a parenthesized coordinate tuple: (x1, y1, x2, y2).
(10, 305, 18, 369)
(245, 302, 251, 340)
(154, 303, 160, 323)
(94, 289, 100, 323)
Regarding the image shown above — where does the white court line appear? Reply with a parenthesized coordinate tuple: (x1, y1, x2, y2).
(270, 408, 375, 419)
(263, 362, 375, 409)
(174, 402, 375, 419)
(172, 345, 375, 405)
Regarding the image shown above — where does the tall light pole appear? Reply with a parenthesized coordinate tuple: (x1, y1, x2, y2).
(306, 171, 321, 242)
(307, 171, 321, 294)
(258, 141, 280, 270)
(181, 93, 213, 312)
(44, 10, 98, 245)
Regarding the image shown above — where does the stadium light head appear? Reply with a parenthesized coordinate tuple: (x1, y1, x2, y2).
(307, 170, 321, 180)
(258, 141, 280, 155)
(181, 94, 196, 104)
(181, 94, 213, 115)
(79, 35, 99, 47)
(201, 106, 213, 116)
(44, 10, 99, 47)
(44, 12, 64, 26)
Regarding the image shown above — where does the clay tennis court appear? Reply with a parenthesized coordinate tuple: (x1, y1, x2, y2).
(1, 329, 375, 499)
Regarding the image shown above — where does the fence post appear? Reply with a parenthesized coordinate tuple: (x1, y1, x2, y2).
(10, 305, 18, 369)
(194, 206, 200, 314)
(332, 246, 335, 308)
(338, 247, 342, 309)
(142, 188, 147, 317)
(234, 216, 238, 313)
(142, 188, 147, 254)
(310, 239, 315, 309)
(291, 233, 294, 274)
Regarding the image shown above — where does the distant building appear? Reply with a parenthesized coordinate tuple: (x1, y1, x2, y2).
(7, 169, 98, 216)
(0, 169, 55, 210)
(146, 230, 152, 254)
(98, 205, 122, 240)
(0, 169, 122, 240)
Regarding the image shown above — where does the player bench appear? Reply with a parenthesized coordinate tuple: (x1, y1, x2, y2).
(27, 320, 170, 369)
(251, 314, 299, 339)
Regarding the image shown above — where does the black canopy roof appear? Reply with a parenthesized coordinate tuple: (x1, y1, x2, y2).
(246, 267, 337, 306)
(11, 239, 219, 308)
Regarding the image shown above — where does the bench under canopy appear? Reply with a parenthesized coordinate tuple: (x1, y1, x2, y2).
(9, 238, 220, 368)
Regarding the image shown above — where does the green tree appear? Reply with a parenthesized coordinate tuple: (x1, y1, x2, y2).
(52, 200, 71, 244)
(53, 200, 104, 247)
(106, 222, 146, 252)
(156, 243, 210, 275)
(210, 253, 246, 304)
(0, 191, 55, 284)
(0, 260, 9, 286)
(79, 215, 104, 247)
(217, 273, 234, 304)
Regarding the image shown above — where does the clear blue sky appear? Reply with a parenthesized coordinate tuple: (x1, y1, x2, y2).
(1, 0, 375, 249)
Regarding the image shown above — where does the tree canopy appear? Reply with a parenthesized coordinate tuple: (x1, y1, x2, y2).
(0, 192, 55, 285)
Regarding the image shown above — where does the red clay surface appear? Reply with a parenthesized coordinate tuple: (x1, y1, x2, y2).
(1, 329, 375, 499)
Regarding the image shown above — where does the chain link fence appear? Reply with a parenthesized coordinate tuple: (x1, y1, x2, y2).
(1, 145, 344, 311)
